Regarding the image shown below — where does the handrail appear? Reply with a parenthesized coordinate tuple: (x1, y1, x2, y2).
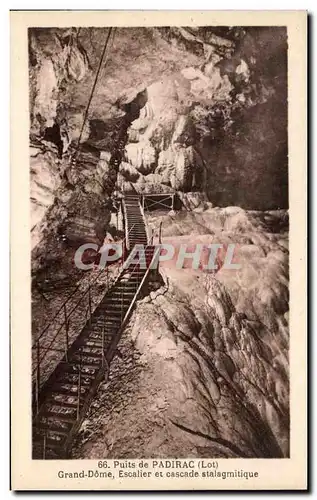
(32, 271, 110, 375)
(32, 192, 157, 392)
(32, 266, 106, 348)
(33, 216, 136, 349)
(33, 198, 162, 450)
(121, 198, 130, 250)
(32, 223, 141, 380)
(139, 196, 151, 243)
(121, 245, 160, 326)
(105, 243, 160, 365)
(158, 221, 163, 244)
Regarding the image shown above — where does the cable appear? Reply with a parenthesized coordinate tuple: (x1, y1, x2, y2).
(72, 27, 114, 163)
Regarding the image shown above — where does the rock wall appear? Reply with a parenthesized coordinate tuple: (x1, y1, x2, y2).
(29, 26, 287, 262)
(29, 27, 289, 459)
(73, 207, 289, 459)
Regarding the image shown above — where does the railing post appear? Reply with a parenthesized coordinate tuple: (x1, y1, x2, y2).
(159, 221, 162, 245)
(102, 320, 105, 368)
(121, 279, 124, 322)
(36, 340, 40, 414)
(77, 349, 82, 421)
(63, 304, 69, 362)
(88, 285, 92, 325)
(43, 431, 46, 460)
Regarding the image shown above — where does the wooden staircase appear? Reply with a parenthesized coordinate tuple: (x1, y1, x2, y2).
(123, 194, 148, 248)
(32, 193, 158, 459)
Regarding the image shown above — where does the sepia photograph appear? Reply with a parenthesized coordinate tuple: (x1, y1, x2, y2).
(30, 23, 290, 460)
(10, 10, 307, 490)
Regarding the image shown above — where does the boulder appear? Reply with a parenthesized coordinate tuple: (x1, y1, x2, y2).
(119, 162, 140, 182)
(30, 148, 62, 229)
(125, 141, 156, 175)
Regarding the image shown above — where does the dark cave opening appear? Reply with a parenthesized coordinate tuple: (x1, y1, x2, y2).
(43, 121, 64, 158)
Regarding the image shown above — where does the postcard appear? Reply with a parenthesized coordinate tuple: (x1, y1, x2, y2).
(10, 9, 307, 490)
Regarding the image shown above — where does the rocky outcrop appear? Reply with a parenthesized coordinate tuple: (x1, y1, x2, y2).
(72, 207, 289, 459)
(30, 147, 62, 228)
(29, 26, 287, 260)
(29, 28, 90, 138)
(125, 141, 156, 175)
(120, 64, 233, 193)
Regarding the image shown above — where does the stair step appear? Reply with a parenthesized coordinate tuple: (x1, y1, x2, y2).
(63, 364, 98, 377)
(57, 372, 93, 387)
(111, 293, 135, 299)
(87, 318, 116, 330)
(104, 311, 124, 318)
(70, 355, 102, 369)
(125, 268, 147, 273)
(33, 428, 67, 446)
(129, 242, 148, 246)
(115, 285, 139, 291)
(103, 316, 123, 323)
(114, 281, 138, 286)
(86, 332, 115, 343)
(129, 234, 147, 237)
(36, 417, 72, 435)
(33, 445, 60, 459)
(117, 278, 139, 284)
(114, 285, 137, 291)
(51, 383, 88, 396)
(79, 345, 104, 356)
(84, 339, 104, 348)
(105, 303, 130, 310)
(72, 350, 102, 361)
(49, 394, 80, 408)
(43, 405, 77, 423)
(105, 298, 131, 305)
(87, 330, 115, 340)
(43, 432, 67, 446)
(91, 316, 122, 325)
(122, 272, 146, 277)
